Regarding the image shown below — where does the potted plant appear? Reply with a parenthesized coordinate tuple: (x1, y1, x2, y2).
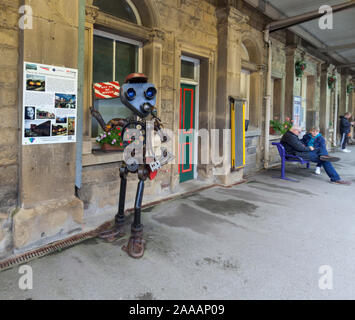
(270, 117, 293, 135)
(295, 60, 307, 79)
(347, 84, 354, 94)
(96, 126, 125, 152)
(328, 75, 336, 90)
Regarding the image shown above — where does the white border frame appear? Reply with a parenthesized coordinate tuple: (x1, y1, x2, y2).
(180, 55, 200, 180)
(93, 29, 143, 74)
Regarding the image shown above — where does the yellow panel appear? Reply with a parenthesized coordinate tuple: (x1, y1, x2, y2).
(231, 101, 235, 168)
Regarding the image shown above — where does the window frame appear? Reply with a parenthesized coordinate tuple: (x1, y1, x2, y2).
(91, 29, 143, 146)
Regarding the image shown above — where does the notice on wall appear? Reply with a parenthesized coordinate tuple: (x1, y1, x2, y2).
(22, 62, 78, 145)
(292, 96, 302, 127)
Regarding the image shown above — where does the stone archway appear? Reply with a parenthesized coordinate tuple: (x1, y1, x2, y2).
(240, 36, 263, 128)
(130, 0, 161, 28)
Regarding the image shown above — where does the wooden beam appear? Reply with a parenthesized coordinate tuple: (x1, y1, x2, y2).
(319, 43, 355, 53)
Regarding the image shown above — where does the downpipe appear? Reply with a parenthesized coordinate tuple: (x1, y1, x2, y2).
(333, 70, 339, 147)
(264, 30, 272, 169)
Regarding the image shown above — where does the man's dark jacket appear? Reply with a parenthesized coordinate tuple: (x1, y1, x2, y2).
(339, 116, 351, 134)
(281, 130, 311, 158)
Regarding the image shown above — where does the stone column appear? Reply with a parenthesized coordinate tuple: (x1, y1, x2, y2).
(82, 4, 99, 154)
(143, 28, 165, 111)
(0, 0, 21, 259)
(215, 6, 249, 185)
(14, 0, 84, 253)
(319, 64, 335, 145)
(339, 70, 347, 117)
(284, 45, 297, 119)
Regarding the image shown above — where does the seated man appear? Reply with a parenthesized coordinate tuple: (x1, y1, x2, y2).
(301, 127, 329, 175)
(281, 126, 350, 185)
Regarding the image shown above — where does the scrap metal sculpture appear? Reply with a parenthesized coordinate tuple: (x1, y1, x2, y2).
(91, 73, 173, 258)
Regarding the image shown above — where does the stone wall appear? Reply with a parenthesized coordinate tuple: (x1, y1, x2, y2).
(0, 0, 20, 258)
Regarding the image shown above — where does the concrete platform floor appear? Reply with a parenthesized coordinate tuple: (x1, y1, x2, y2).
(1, 146, 355, 300)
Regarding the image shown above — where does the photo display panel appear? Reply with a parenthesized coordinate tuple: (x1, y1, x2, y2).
(22, 62, 78, 145)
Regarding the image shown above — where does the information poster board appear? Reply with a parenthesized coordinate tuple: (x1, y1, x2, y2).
(22, 62, 78, 145)
(292, 96, 302, 127)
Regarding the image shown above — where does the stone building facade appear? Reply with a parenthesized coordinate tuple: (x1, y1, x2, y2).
(0, 0, 354, 260)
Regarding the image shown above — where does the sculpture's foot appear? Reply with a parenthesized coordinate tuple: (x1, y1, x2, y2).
(122, 230, 145, 259)
(98, 225, 125, 243)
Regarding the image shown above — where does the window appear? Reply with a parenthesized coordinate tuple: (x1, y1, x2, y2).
(92, 30, 142, 137)
(181, 60, 195, 80)
(240, 69, 250, 121)
(93, 0, 140, 24)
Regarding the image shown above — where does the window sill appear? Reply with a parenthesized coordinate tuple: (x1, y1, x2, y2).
(245, 129, 261, 137)
(269, 134, 282, 141)
(82, 149, 124, 167)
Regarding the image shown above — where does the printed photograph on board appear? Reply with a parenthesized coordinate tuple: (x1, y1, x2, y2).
(36, 107, 55, 120)
(56, 116, 67, 124)
(52, 123, 68, 136)
(68, 117, 76, 136)
(55, 94, 76, 109)
(24, 120, 51, 137)
(26, 75, 46, 91)
(24, 106, 36, 120)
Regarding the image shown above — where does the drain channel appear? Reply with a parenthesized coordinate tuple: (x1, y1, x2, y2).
(0, 230, 98, 272)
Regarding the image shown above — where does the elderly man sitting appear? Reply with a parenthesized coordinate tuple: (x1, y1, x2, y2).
(281, 126, 350, 185)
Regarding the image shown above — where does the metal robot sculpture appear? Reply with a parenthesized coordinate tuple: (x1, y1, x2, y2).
(90, 73, 173, 258)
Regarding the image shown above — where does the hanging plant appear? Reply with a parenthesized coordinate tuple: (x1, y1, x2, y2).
(295, 60, 307, 79)
(328, 75, 336, 90)
(347, 84, 354, 94)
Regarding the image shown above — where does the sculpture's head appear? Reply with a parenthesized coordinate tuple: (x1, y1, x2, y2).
(120, 73, 157, 118)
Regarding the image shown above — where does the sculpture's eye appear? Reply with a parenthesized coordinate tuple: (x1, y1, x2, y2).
(125, 88, 136, 101)
(144, 87, 157, 100)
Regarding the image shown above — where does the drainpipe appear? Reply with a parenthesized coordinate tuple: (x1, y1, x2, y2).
(75, 0, 86, 190)
(263, 29, 272, 169)
(333, 70, 339, 147)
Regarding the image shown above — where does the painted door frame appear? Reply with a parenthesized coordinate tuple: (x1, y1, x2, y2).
(180, 55, 200, 180)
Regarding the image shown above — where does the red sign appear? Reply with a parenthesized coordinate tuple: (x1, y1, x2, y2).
(94, 81, 120, 99)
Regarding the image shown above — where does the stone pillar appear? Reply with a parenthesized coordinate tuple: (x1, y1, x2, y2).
(319, 64, 335, 145)
(82, 4, 98, 154)
(14, 0, 84, 253)
(215, 6, 249, 185)
(143, 28, 165, 111)
(339, 70, 347, 117)
(0, 0, 21, 259)
(284, 46, 297, 119)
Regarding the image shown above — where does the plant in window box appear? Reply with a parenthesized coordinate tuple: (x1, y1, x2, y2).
(270, 117, 293, 135)
(347, 84, 354, 94)
(295, 60, 307, 79)
(328, 75, 336, 90)
(96, 126, 125, 152)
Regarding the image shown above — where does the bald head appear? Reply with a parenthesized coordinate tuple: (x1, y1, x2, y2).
(290, 126, 302, 136)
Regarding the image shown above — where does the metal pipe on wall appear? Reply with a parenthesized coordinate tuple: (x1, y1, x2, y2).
(263, 30, 272, 169)
(333, 70, 339, 147)
(75, 0, 86, 190)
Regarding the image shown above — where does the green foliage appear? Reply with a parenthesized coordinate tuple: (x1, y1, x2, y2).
(96, 126, 124, 147)
(295, 61, 307, 78)
(347, 84, 354, 94)
(270, 117, 293, 135)
(328, 75, 336, 90)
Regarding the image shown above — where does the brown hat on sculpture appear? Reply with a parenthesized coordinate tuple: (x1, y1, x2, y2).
(124, 73, 148, 84)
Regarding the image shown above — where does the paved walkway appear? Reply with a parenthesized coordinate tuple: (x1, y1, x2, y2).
(1, 146, 355, 300)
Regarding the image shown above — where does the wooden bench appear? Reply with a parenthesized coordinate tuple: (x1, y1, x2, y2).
(272, 142, 310, 182)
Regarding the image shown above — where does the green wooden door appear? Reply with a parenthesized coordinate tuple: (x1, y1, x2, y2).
(179, 84, 196, 183)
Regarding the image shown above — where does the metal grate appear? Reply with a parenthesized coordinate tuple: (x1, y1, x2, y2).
(0, 230, 98, 272)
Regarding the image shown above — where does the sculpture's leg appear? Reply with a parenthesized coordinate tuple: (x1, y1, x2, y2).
(123, 166, 148, 259)
(99, 166, 128, 242)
